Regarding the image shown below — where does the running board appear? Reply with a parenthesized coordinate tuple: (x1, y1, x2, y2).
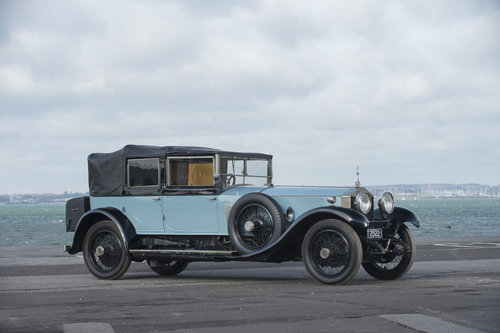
(129, 249, 236, 256)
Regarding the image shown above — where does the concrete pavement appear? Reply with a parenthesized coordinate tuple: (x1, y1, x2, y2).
(1, 237, 499, 332)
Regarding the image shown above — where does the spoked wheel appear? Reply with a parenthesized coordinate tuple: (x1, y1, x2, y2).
(362, 224, 416, 280)
(228, 193, 284, 254)
(302, 219, 362, 284)
(147, 260, 188, 276)
(83, 220, 131, 280)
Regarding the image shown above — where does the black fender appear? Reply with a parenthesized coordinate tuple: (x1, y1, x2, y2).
(66, 207, 136, 255)
(374, 206, 420, 229)
(232, 206, 370, 262)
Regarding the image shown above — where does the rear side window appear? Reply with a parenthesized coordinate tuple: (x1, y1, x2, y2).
(168, 157, 214, 186)
(127, 158, 160, 187)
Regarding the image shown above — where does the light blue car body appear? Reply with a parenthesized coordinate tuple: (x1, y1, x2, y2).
(90, 186, 351, 235)
(65, 145, 421, 284)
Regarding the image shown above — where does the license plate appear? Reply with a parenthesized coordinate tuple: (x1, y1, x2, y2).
(367, 228, 383, 239)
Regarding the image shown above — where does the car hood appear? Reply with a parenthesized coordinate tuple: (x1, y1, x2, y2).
(261, 186, 352, 198)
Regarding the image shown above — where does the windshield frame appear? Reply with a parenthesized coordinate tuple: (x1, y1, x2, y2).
(218, 154, 273, 188)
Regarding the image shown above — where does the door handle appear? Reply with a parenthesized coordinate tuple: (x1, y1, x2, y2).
(152, 197, 161, 201)
(208, 197, 217, 200)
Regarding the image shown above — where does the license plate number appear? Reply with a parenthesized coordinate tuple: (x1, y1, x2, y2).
(367, 228, 383, 239)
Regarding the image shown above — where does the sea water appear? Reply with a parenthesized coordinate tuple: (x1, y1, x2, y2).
(0, 198, 499, 247)
(0, 204, 73, 247)
(397, 197, 500, 237)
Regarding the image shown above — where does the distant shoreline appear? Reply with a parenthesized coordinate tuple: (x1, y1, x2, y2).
(0, 195, 498, 206)
(394, 195, 500, 200)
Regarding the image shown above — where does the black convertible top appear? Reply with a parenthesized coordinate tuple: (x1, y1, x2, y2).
(88, 145, 272, 196)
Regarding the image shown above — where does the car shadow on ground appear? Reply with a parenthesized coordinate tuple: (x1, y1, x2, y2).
(119, 269, 415, 286)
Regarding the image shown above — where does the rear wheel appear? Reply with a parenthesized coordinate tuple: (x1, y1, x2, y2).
(83, 220, 131, 279)
(302, 219, 362, 284)
(362, 224, 415, 280)
(147, 260, 188, 276)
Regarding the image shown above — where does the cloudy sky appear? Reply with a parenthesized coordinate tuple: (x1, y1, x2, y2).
(1, 0, 499, 194)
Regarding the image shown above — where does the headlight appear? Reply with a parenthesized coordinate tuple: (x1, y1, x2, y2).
(378, 192, 395, 215)
(354, 191, 372, 215)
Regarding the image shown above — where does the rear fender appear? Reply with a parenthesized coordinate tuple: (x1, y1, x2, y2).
(66, 207, 136, 255)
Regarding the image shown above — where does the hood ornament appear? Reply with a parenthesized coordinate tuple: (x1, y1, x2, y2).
(355, 165, 361, 188)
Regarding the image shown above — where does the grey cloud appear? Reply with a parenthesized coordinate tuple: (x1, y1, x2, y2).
(0, 0, 499, 193)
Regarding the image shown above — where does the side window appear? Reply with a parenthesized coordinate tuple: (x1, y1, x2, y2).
(168, 157, 214, 186)
(127, 158, 160, 187)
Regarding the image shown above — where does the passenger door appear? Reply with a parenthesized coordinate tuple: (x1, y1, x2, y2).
(121, 196, 164, 233)
(162, 156, 219, 234)
(123, 158, 164, 233)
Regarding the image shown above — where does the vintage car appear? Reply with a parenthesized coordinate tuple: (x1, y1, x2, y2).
(65, 145, 420, 284)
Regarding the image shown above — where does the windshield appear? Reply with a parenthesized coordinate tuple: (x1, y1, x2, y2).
(220, 157, 272, 187)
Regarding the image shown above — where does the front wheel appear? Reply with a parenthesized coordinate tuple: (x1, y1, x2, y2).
(147, 260, 188, 276)
(83, 220, 131, 280)
(302, 219, 362, 284)
(362, 224, 416, 280)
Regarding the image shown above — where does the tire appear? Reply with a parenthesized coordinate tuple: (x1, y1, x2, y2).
(147, 260, 188, 276)
(83, 220, 131, 280)
(228, 193, 284, 254)
(362, 224, 416, 280)
(302, 219, 362, 284)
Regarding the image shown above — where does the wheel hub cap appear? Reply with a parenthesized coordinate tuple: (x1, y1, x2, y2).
(244, 221, 255, 232)
(95, 245, 105, 257)
(320, 248, 331, 259)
